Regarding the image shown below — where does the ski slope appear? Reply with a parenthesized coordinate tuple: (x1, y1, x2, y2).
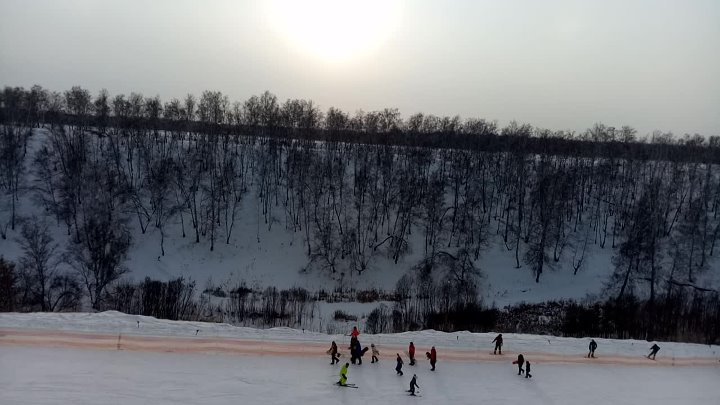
(1, 312, 719, 404)
(2, 346, 719, 405)
(1, 311, 719, 360)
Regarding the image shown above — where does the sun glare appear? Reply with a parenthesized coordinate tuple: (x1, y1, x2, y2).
(267, 0, 402, 62)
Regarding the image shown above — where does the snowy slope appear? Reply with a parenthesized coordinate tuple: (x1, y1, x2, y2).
(0, 128, 628, 309)
(1, 312, 719, 405)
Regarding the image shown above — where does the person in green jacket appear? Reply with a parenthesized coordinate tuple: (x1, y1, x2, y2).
(338, 363, 349, 385)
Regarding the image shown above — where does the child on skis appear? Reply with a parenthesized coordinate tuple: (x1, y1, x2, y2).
(371, 344, 380, 363)
(338, 363, 350, 386)
(396, 353, 404, 376)
(408, 374, 420, 396)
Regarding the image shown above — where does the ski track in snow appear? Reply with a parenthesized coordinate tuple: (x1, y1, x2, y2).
(1, 312, 719, 367)
(1, 328, 717, 367)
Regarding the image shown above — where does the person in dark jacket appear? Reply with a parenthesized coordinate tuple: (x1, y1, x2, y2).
(351, 339, 365, 365)
(328, 341, 340, 364)
(514, 354, 525, 375)
(408, 342, 416, 366)
(525, 361, 532, 378)
(648, 344, 660, 360)
(408, 374, 420, 395)
(492, 334, 503, 355)
(588, 339, 597, 358)
(396, 353, 404, 375)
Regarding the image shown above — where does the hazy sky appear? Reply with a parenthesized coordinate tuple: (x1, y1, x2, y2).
(1, 0, 718, 136)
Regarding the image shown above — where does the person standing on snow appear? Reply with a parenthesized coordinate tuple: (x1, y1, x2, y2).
(525, 361, 532, 378)
(408, 342, 416, 366)
(588, 339, 597, 358)
(338, 363, 350, 386)
(408, 374, 420, 396)
(428, 346, 437, 371)
(371, 344, 380, 363)
(328, 341, 340, 364)
(350, 326, 360, 338)
(396, 353, 404, 375)
(648, 344, 660, 360)
(514, 354, 525, 375)
(492, 334, 503, 355)
(351, 339, 365, 365)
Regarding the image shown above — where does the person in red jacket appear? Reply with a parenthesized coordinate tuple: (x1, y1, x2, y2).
(350, 326, 360, 338)
(429, 346, 437, 371)
(408, 342, 416, 366)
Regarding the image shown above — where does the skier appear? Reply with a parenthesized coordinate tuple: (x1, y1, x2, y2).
(408, 374, 420, 396)
(338, 363, 350, 386)
(525, 361, 532, 378)
(350, 326, 360, 338)
(408, 342, 416, 366)
(648, 343, 660, 360)
(492, 333, 503, 355)
(429, 346, 437, 371)
(371, 343, 380, 363)
(396, 353, 404, 376)
(588, 339, 597, 358)
(328, 341, 340, 364)
(514, 354, 525, 375)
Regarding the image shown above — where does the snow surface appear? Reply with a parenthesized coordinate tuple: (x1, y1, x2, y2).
(2, 346, 719, 405)
(1, 312, 719, 404)
(1, 312, 719, 360)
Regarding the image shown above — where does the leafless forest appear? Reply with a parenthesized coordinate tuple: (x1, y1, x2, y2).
(1, 85, 719, 342)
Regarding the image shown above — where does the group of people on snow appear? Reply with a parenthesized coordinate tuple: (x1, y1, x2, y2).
(494, 334, 660, 362)
(333, 328, 663, 393)
(332, 327, 436, 395)
(513, 354, 532, 378)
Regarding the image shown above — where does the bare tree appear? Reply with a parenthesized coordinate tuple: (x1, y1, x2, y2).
(16, 219, 80, 311)
(0, 257, 18, 311)
(0, 124, 28, 234)
(17, 219, 60, 311)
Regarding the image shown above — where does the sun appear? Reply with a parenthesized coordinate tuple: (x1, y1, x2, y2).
(267, 0, 402, 62)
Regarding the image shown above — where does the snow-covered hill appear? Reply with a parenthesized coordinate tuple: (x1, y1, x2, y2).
(0, 128, 620, 307)
(1, 127, 718, 333)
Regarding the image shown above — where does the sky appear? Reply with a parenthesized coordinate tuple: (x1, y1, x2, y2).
(1, 0, 718, 136)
